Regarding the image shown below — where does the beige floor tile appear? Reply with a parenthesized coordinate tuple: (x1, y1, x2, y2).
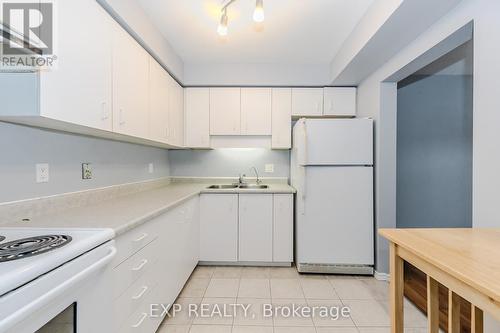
(189, 324, 232, 333)
(316, 328, 359, 333)
(163, 297, 202, 326)
(270, 279, 304, 299)
(298, 273, 328, 280)
(240, 267, 271, 279)
(271, 299, 314, 327)
(306, 299, 356, 327)
(212, 266, 243, 278)
(357, 328, 389, 333)
(233, 298, 273, 327)
(180, 279, 211, 298)
(269, 267, 299, 278)
(191, 266, 215, 279)
(238, 279, 271, 298)
(157, 324, 190, 333)
(274, 327, 316, 333)
(330, 279, 379, 300)
(205, 279, 240, 298)
(192, 297, 236, 326)
(232, 326, 273, 333)
(327, 274, 366, 280)
(300, 278, 339, 299)
(404, 301, 427, 328)
(358, 279, 389, 300)
(342, 299, 389, 327)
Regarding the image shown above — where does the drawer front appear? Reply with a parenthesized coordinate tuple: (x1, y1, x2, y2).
(113, 239, 160, 299)
(113, 222, 158, 267)
(113, 261, 160, 330)
(118, 285, 164, 333)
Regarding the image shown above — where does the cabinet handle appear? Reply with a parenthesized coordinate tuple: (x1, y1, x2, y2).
(133, 233, 148, 242)
(101, 102, 108, 120)
(119, 108, 126, 125)
(131, 313, 148, 328)
(132, 286, 148, 300)
(132, 259, 148, 272)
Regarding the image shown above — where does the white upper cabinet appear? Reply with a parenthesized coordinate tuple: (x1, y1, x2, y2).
(323, 87, 357, 117)
(149, 58, 170, 143)
(35, 0, 114, 131)
(169, 80, 184, 147)
(240, 88, 272, 135)
(112, 24, 150, 138)
(291, 88, 324, 117)
(210, 88, 241, 135)
(184, 88, 210, 148)
(271, 88, 292, 149)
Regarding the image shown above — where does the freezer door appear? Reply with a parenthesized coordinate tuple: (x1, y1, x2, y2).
(296, 166, 374, 265)
(302, 119, 373, 165)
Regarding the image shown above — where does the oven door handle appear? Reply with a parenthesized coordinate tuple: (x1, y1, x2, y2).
(0, 246, 117, 332)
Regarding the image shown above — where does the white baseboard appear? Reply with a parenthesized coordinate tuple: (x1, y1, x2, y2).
(374, 271, 390, 281)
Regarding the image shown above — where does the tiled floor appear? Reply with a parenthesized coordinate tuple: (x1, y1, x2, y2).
(157, 266, 428, 333)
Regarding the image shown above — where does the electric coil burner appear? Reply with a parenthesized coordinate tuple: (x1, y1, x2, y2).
(0, 235, 72, 263)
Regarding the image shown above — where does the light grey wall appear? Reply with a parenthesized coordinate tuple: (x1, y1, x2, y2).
(396, 74, 472, 228)
(168, 149, 290, 179)
(0, 122, 170, 203)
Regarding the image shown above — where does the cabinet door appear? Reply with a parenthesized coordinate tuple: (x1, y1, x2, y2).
(241, 88, 272, 135)
(210, 88, 241, 135)
(200, 194, 238, 262)
(112, 25, 149, 138)
(40, 0, 113, 131)
(169, 81, 184, 146)
(273, 194, 294, 262)
(271, 88, 292, 149)
(239, 194, 273, 262)
(185, 88, 210, 148)
(149, 58, 170, 143)
(291, 88, 323, 116)
(323, 87, 356, 116)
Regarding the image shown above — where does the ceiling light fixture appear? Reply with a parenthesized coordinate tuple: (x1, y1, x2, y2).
(217, 0, 265, 36)
(253, 0, 265, 23)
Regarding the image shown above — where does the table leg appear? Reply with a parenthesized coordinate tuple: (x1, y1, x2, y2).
(390, 242, 404, 333)
(448, 290, 461, 333)
(472, 305, 484, 333)
(427, 276, 439, 333)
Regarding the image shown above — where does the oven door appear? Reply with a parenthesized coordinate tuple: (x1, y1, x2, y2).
(0, 241, 116, 333)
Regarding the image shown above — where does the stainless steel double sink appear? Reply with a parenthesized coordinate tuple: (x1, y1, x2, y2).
(207, 184, 269, 189)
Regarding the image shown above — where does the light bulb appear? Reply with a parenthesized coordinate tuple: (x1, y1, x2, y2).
(253, 0, 264, 23)
(218, 10, 228, 36)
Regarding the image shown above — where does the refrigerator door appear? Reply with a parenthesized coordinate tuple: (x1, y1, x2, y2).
(301, 118, 373, 165)
(296, 166, 374, 266)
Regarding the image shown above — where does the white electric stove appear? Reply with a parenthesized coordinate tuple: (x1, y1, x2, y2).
(0, 227, 116, 333)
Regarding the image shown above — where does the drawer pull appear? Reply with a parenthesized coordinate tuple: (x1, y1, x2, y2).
(132, 259, 148, 271)
(133, 233, 148, 242)
(131, 313, 148, 328)
(132, 286, 148, 300)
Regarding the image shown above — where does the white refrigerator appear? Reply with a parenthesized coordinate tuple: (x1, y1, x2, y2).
(291, 118, 374, 274)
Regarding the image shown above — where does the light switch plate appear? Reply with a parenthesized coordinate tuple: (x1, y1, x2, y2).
(82, 163, 92, 180)
(36, 163, 49, 183)
(148, 163, 154, 174)
(265, 164, 274, 173)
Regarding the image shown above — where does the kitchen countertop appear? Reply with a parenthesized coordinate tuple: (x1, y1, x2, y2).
(1, 181, 295, 236)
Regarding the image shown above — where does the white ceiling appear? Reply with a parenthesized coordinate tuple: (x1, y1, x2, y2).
(137, 0, 374, 66)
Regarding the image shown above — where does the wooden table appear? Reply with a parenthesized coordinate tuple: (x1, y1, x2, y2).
(379, 228, 500, 333)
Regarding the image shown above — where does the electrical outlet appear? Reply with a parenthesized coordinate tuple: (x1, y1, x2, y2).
(265, 164, 274, 173)
(36, 163, 49, 183)
(148, 163, 154, 174)
(82, 163, 92, 180)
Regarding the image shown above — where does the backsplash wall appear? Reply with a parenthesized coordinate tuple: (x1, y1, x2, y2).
(168, 149, 290, 179)
(0, 122, 170, 203)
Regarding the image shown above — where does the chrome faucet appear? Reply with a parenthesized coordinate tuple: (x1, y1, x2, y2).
(250, 166, 261, 184)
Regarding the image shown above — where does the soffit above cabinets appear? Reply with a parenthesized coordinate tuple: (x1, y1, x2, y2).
(136, 0, 374, 66)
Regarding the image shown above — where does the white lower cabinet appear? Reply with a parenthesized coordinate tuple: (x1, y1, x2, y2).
(239, 194, 273, 262)
(112, 197, 199, 332)
(200, 194, 238, 262)
(200, 193, 293, 263)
